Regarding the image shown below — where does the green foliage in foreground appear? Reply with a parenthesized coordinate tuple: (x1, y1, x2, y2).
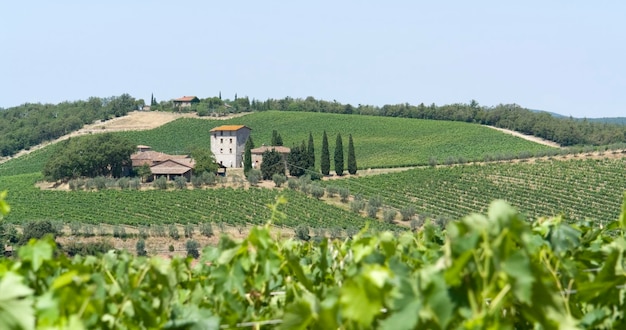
(3, 199, 626, 329)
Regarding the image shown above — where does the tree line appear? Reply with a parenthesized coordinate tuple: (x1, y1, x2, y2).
(246, 97, 626, 147)
(0, 94, 139, 157)
(244, 130, 357, 181)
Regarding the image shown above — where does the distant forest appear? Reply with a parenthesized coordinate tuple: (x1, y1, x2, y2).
(2, 94, 625, 157)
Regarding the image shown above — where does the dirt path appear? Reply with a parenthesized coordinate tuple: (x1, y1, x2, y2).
(0, 111, 251, 165)
(484, 125, 561, 148)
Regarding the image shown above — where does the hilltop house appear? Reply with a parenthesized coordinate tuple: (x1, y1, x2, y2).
(250, 145, 291, 172)
(173, 96, 200, 108)
(130, 146, 195, 181)
(210, 125, 251, 168)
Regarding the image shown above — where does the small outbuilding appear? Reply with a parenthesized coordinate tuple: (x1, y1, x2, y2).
(173, 96, 200, 108)
(250, 146, 291, 172)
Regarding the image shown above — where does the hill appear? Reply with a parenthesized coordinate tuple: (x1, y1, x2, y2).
(323, 157, 626, 223)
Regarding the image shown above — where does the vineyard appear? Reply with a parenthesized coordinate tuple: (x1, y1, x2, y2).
(0, 174, 397, 232)
(2, 197, 626, 328)
(325, 158, 626, 223)
(117, 111, 554, 169)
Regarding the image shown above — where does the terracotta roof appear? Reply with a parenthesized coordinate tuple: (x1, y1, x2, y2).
(210, 125, 250, 132)
(150, 160, 193, 175)
(173, 96, 199, 102)
(130, 151, 192, 167)
(250, 146, 291, 154)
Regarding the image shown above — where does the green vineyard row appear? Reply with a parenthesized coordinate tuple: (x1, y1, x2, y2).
(2, 198, 626, 329)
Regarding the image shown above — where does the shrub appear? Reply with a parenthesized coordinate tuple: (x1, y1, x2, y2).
(94, 176, 107, 190)
(247, 169, 262, 186)
(138, 225, 149, 239)
(69, 222, 82, 236)
(0, 223, 21, 247)
(151, 225, 166, 237)
(294, 225, 310, 241)
(117, 177, 130, 189)
(346, 227, 358, 239)
(68, 179, 79, 191)
(105, 177, 118, 189)
(191, 175, 203, 188)
(174, 176, 187, 189)
(383, 208, 397, 223)
(428, 157, 438, 167)
(202, 171, 216, 186)
(326, 185, 339, 197)
(83, 224, 95, 237)
(64, 240, 115, 257)
(329, 226, 342, 240)
(85, 179, 96, 190)
(168, 225, 180, 240)
(186, 240, 200, 259)
(308, 168, 323, 181)
(20, 220, 56, 245)
(368, 195, 383, 209)
(400, 206, 416, 221)
(339, 187, 350, 202)
(184, 223, 194, 238)
(350, 200, 365, 213)
(113, 225, 127, 239)
(200, 222, 213, 237)
(129, 178, 141, 190)
(410, 218, 421, 232)
(287, 178, 299, 190)
(310, 184, 325, 199)
(136, 239, 147, 256)
(367, 205, 379, 218)
(272, 173, 287, 187)
(444, 156, 456, 165)
(168, 244, 175, 252)
(153, 176, 168, 190)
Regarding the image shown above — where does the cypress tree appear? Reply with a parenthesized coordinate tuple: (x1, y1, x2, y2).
(271, 130, 278, 146)
(334, 133, 344, 176)
(244, 137, 254, 176)
(348, 134, 357, 175)
(307, 132, 315, 169)
(321, 131, 330, 175)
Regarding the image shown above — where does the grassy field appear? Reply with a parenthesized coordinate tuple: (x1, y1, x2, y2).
(323, 157, 626, 223)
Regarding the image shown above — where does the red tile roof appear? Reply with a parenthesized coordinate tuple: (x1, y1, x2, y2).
(210, 125, 250, 132)
(173, 96, 199, 102)
(250, 146, 291, 154)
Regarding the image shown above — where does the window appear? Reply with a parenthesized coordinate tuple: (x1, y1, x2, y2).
(220, 131, 223, 136)
(229, 148, 232, 154)
(220, 148, 223, 153)
(229, 138, 233, 144)
(220, 138, 223, 143)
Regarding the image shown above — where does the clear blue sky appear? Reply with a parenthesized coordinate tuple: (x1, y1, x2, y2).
(1, 1, 624, 117)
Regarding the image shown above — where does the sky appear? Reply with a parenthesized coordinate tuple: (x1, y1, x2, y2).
(1, 1, 625, 118)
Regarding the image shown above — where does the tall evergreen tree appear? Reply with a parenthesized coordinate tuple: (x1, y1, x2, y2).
(347, 134, 357, 175)
(334, 133, 344, 176)
(244, 137, 254, 176)
(271, 130, 284, 146)
(150, 93, 155, 106)
(321, 131, 330, 175)
(287, 142, 308, 177)
(307, 132, 315, 169)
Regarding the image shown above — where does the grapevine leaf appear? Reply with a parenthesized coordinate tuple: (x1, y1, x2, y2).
(340, 278, 382, 326)
(501, 251, 534, 304)
(0, 272, 35, 330)
(279, 297, 314, 330)
(0, 190, 10, 216)
(378, 299, 420, 330)
(18, 238, 53, 272)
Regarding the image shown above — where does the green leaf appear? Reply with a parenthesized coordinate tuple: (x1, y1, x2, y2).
(340, 278, 383, 326)
(379, 299, 420, 330)
(0, 272, 35, 330)
(0, 190, 10, 216)
(279, 297, 314, 330)
(18, 239, 54, 271)
(501, 251, 535, 304)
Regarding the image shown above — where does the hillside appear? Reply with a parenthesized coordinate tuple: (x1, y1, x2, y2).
(323, 157, 626, 223)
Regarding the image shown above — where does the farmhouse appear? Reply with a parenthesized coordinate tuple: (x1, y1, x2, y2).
(250, 145, 291, 172)
(210, 125, 251, 168)
(130, 146, 195, 181)
(173, 96, 200, 108)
